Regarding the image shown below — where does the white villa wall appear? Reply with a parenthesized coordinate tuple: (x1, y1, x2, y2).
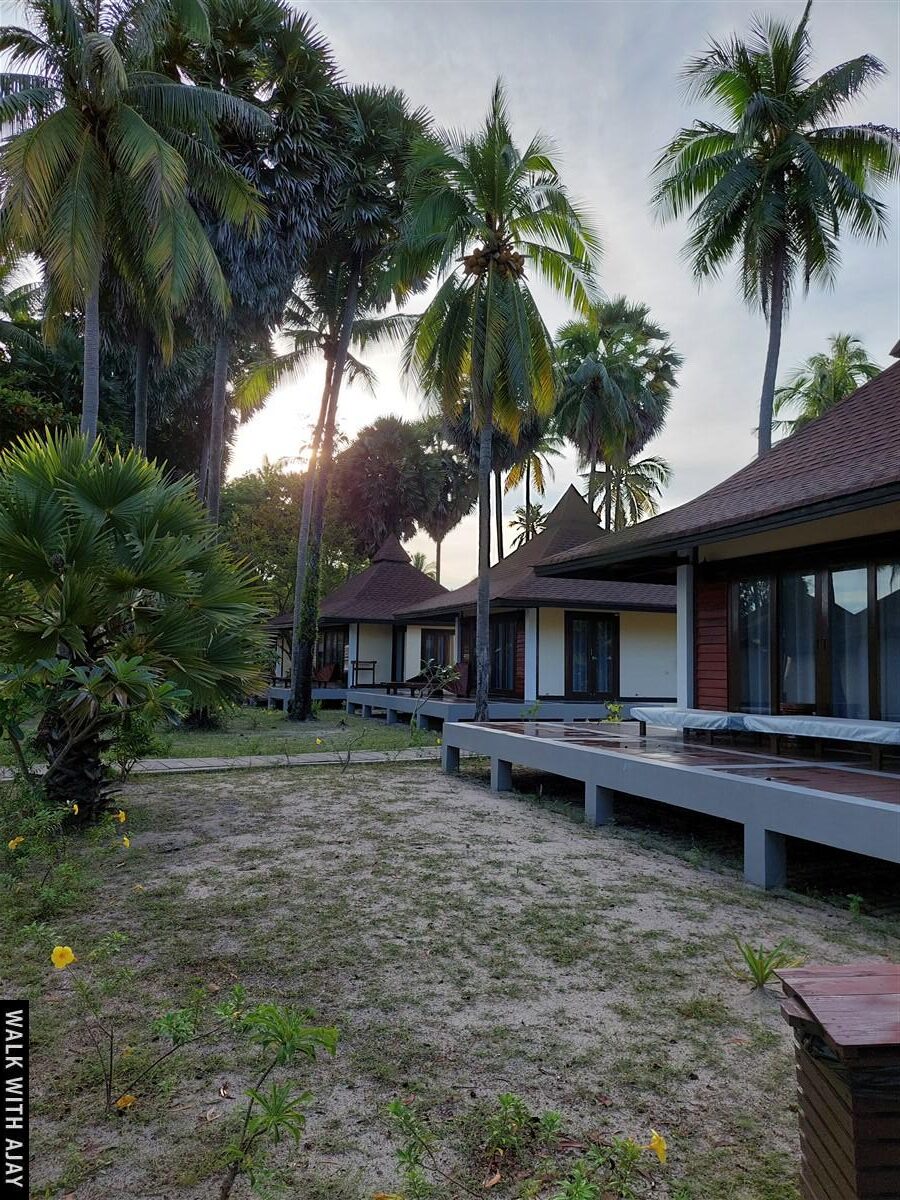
(355, 623, 394, 684)
(537, 608, 566, 696)
(619, 610, 677, 698)
(404, 625, 456, 679)
(536, 606, 676, 699)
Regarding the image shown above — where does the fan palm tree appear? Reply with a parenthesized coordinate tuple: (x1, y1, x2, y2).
(418, 422, 477, 584)
(0, 430, 265, 816)
(402, 81, 599, 717)
(182, 0, 346, 524)
(591, 454, 672, 530)
(652, 0, 900, 456)
(555, 297, 680, 529)
(0, 0, 267, 441)
(289, 85, 431, 721)
(774, 333, 881, 436)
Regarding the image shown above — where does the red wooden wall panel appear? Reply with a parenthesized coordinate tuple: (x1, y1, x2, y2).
(695, 577, 729, 710)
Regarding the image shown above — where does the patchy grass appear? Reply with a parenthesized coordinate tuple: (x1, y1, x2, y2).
(162, 706, 435, 759)
(9, 762, 898, 1199)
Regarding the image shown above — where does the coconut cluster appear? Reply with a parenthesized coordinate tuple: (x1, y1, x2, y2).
(462, 241, 525, 279)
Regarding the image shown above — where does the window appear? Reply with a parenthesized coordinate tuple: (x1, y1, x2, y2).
(778, 572, 816, 713)
(828, 568, 869, 719)
(490, 615, 519, 693)
(877, 564, 900, 721)
(566, 612, 618, 698)
(735, 578, 771, 714)
(421, 628, 450, 668)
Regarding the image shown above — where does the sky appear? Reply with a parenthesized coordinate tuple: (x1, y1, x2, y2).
(229, 0, 900, 588)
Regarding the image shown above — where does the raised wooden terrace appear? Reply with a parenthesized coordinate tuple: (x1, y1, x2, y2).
(440, 721, 900, 889)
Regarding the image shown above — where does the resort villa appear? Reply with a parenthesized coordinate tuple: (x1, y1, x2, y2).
(440, 354, 900, 889)
(266, 535, 453, 707)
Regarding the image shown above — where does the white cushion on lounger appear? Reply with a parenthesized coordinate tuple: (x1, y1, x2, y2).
(743, 714, 900, 745)
(630, 706, 743, 732)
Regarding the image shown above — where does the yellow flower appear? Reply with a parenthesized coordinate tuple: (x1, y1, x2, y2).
(315, 737, 323, 745)
(115, 1094, 136, 1110)
(51, 945, 76, 970)
(7, 836, 24, 851)
(72, 803, 79, 816)
(122, 835, 130, 849)
(648, 1129, 667, 1165)
(436, 738, 442, 746)
(115, 809, 127, 824)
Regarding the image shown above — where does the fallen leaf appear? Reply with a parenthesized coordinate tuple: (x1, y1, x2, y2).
(482, 1171, 501, 1189)
(204, 1106, 221, 1122)
(218, 1082, 232, 1098)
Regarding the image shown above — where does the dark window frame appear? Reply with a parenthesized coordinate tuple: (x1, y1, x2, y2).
(421, 626, 451, 670)
(564, 610, 620, 700)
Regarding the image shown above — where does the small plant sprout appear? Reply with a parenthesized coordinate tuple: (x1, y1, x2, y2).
(847, 893, 864, 917)
(729, 937, 804, 989)
(605, 701, 623, 723)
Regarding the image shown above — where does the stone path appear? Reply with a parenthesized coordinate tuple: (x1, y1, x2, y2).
(0, 746, 448, 783)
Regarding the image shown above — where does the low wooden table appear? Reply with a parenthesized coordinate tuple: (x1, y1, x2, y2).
(778, 963, 900, 1200)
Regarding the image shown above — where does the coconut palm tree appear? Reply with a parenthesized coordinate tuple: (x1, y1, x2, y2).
(410, 551, 437, 579)
(652, 0, 900, 456)
(0, 430, 264, 816)
(774, 333, 881, 436)
(591, 454, 672, 530)
(503, 422, 564, 542)
(555, 297, 680, 528)
(510, 502, 548, 549)
(0, 0, 267, 441)
(402, 83, 599, 716)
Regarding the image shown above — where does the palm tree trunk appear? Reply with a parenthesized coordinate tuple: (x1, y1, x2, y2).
(757, 244, 786, 457)
(133, 326, 150, 452)
(435, 537, 442, 585)
(288, 358, 333, 718)
(205, 331, 230, 525)
(198, 433, 210, 502)
(295, 269, 361, 720)
(80, 282, 101, 442)
(494, 469, 504, 560)
(474, 400, 493, 721)
(604, 472, 613, 531)
(525, 459, 531, 540)
(587, 446, 598, 512)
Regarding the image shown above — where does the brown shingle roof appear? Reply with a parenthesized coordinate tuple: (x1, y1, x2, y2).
(398, 486, 676, 618)
(268, 536, 447, 628)
(540, 358, 900, 577)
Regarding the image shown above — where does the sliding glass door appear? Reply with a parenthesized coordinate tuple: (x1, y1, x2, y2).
(730, 559, 899, 720)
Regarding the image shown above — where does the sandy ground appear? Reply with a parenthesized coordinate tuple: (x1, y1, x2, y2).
(21, 761, 899, 1200)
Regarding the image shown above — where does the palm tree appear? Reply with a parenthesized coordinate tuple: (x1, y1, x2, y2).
(418, 423, 477, 584)
(591, 454, 672, 530)
(410, 551, 437, 579)
(0, 430, 264, 816)
(0, 0, 266, 441)
(182, 0, 345, 524)
(774, 333, 881, 436)
(503, 421, 564, 542)
(290, 85, 431, 720)
(510, 502, 548, 549)
(402, 83, 598, 718)
(0, 257, 43, 356)
(652, 0, 900, 456)
(555, 298, 680, 528)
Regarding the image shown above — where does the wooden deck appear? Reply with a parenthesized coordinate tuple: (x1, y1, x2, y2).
(440, 721, 900, 889)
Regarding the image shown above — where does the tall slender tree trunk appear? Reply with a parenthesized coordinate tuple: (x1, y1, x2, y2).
(133, 326, 150, 452)
(80, 282, 101, 442)
(474, 400, 493, 721)
(205, 331, 230, 525)
(198, 433, 210, 502)
(434, 537, 442, 585)
(494, 469, 504, 560)
(757, 244, 786, 457)
(587, 445, 598, 513)
(288, 358, 333, 718)
(294, 268, 361, 720)
(525, 458, 531, 540)
(604, 472, 613, 531)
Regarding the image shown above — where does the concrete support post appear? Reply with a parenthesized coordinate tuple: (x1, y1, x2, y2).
(584, 782, 614, 827)
(491, 757, 513, 791)
(346, 701, 358, 716)
(676, 562, 695, 709)
(415, 711, 429, 730)
(743, 825, 787, 890)
(361, 703, 373, 719)
(524, 608, 538, 704)
(385, 707, 398, 725)
(442, 742, 460, 773)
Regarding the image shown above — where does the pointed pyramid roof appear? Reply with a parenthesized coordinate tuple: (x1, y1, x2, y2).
(268, 535, 446, 628)
(397, 485, 674, 618)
